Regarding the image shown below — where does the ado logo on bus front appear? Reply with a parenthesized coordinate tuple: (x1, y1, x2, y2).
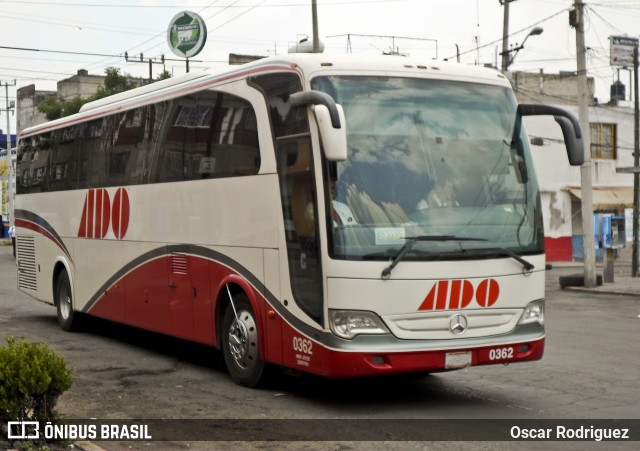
(418, 279, 500, 311)
(77, 188, 130, 240)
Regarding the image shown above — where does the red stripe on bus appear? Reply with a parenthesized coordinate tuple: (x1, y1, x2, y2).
(15, 219, 71, 260)
(476, 279, 500, 307)
(418, 284, 436, 310)
(435, 280, 448, 310)
(112, 188, 130, 240)
(460, 280, 474, 309)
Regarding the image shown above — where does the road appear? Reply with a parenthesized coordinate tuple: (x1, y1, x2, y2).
(0, 243, 638, 450)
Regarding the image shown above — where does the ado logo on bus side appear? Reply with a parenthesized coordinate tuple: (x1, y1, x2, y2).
(77, 188, 130, 240)
(418, 279, 500, 311)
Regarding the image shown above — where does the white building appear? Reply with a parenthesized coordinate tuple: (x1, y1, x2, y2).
(515, 70, 634, 261)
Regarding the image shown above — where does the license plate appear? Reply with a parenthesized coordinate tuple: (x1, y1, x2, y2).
(445, 351, 472, 369)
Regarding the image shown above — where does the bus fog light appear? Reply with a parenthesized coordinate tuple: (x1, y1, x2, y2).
(329, 310, 390, 339)
(370, 355, 386, 365)
(518, 299, 544, 326)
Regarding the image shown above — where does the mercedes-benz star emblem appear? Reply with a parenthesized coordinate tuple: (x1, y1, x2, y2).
(449, 314, 468, 335)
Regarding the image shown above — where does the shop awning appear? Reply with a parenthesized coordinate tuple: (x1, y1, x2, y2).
(568, 187, 634, 210)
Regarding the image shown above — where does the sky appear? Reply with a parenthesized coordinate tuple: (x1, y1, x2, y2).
(1, 0, 640, 135)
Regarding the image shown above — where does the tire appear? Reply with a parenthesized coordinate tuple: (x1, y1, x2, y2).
(221, 294, 265, 388)
(55, 270, 80, 331)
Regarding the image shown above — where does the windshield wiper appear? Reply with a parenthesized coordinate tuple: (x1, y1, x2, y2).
(381, 235, 487, 279)
(458, 247, 535, 271)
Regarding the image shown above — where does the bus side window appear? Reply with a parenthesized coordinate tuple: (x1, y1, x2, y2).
(16, 133, 53, 194)
(107, 108, 147, 187)
(198, 91, 260, 178)
(50, 126, 81, 191)
(157, 94, 197, 183)
(156, 91, 260, 183)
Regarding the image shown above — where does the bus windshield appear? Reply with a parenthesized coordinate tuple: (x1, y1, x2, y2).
(312, 75, 544, 261)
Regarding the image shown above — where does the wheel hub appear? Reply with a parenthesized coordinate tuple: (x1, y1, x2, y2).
(228, 310, 258, 368)
(59, 286, 71, 319)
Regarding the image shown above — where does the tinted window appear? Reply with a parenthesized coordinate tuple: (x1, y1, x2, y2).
(16, 132, 53, 194)
(16, 89, 260, 192)
(156, 91, 260, 182)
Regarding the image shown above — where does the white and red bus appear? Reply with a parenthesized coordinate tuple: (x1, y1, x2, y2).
(15, 54, 583, 387)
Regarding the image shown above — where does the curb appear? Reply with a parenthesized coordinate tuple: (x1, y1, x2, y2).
(563, 286, 640, 297)
(74, 441, 108, 451)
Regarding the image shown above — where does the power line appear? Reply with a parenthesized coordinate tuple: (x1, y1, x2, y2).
(0, 12, 157, 36)
(446, 7, 569, 61)
(0, 45, 225, 64)
(0, 0, 413, 7)
(0, 45, 120, 59)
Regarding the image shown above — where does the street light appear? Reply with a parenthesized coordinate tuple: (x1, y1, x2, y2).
(507, 27, 544, 69)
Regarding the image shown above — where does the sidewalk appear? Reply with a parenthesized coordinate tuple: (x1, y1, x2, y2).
(549, 260, 640, 297)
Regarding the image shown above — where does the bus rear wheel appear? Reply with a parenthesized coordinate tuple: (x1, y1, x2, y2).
(55, 270, 79, 331)
(222, 295, 265, 387)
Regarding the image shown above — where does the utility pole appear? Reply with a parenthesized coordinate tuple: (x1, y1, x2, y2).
(575, 0, 597, 287)
(501, 0, 512, 73)
(1, 80, 16, 233)
(633, 45, 640, 276)
(312, 0, 320, 53)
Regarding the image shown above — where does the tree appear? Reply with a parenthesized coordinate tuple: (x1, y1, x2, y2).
(156, 70, 172, 81)
(37, 95, 63, 121)
(38, 95, 85, 121)
(92, 66, 136, 100)
(37, 66, 139, 120)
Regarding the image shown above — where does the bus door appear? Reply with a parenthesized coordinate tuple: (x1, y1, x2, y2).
(275, 134, 323, 325)
(250, 73, 325, 327)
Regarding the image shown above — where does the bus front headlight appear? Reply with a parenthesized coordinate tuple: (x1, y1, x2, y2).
(518, 299, 545, 326)
(329, 310, 390, 339)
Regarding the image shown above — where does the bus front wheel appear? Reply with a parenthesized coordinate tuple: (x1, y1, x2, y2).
(221, 295, 265, 387)
(55, 271, 79, 331)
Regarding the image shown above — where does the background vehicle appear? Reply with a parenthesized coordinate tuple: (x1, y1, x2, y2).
(14, 54, 582, 387)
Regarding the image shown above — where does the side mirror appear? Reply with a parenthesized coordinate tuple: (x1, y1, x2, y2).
(518, 104, 584, 167)
(290, 90, 348, 162)
(313, 104, 347, 161)
(554, 116, 584, 166)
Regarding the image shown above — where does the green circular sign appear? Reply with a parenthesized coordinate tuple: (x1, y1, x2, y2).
(167, 11, 207, 58)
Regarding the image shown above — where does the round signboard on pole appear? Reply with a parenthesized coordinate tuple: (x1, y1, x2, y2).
(167, 11, 207, 58)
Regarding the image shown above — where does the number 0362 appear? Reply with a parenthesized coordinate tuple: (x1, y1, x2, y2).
(488, 347, 514, 360)
(293, 337, 313, 355)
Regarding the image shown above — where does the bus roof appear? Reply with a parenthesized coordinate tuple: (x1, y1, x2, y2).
(20, 54, 511, 138)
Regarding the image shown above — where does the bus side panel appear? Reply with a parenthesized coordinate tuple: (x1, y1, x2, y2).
(82, 248, 272, 347)
(90, 273, 126, 323)
(21, 234, 58, 306)
(73, 239, 126, 321)
(281, 323, 331, 376)
(124, 254, 171, 335)
(261, 248, 283, 365)
(14, 196, 76, 306)
(191, 256, 214, 345)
